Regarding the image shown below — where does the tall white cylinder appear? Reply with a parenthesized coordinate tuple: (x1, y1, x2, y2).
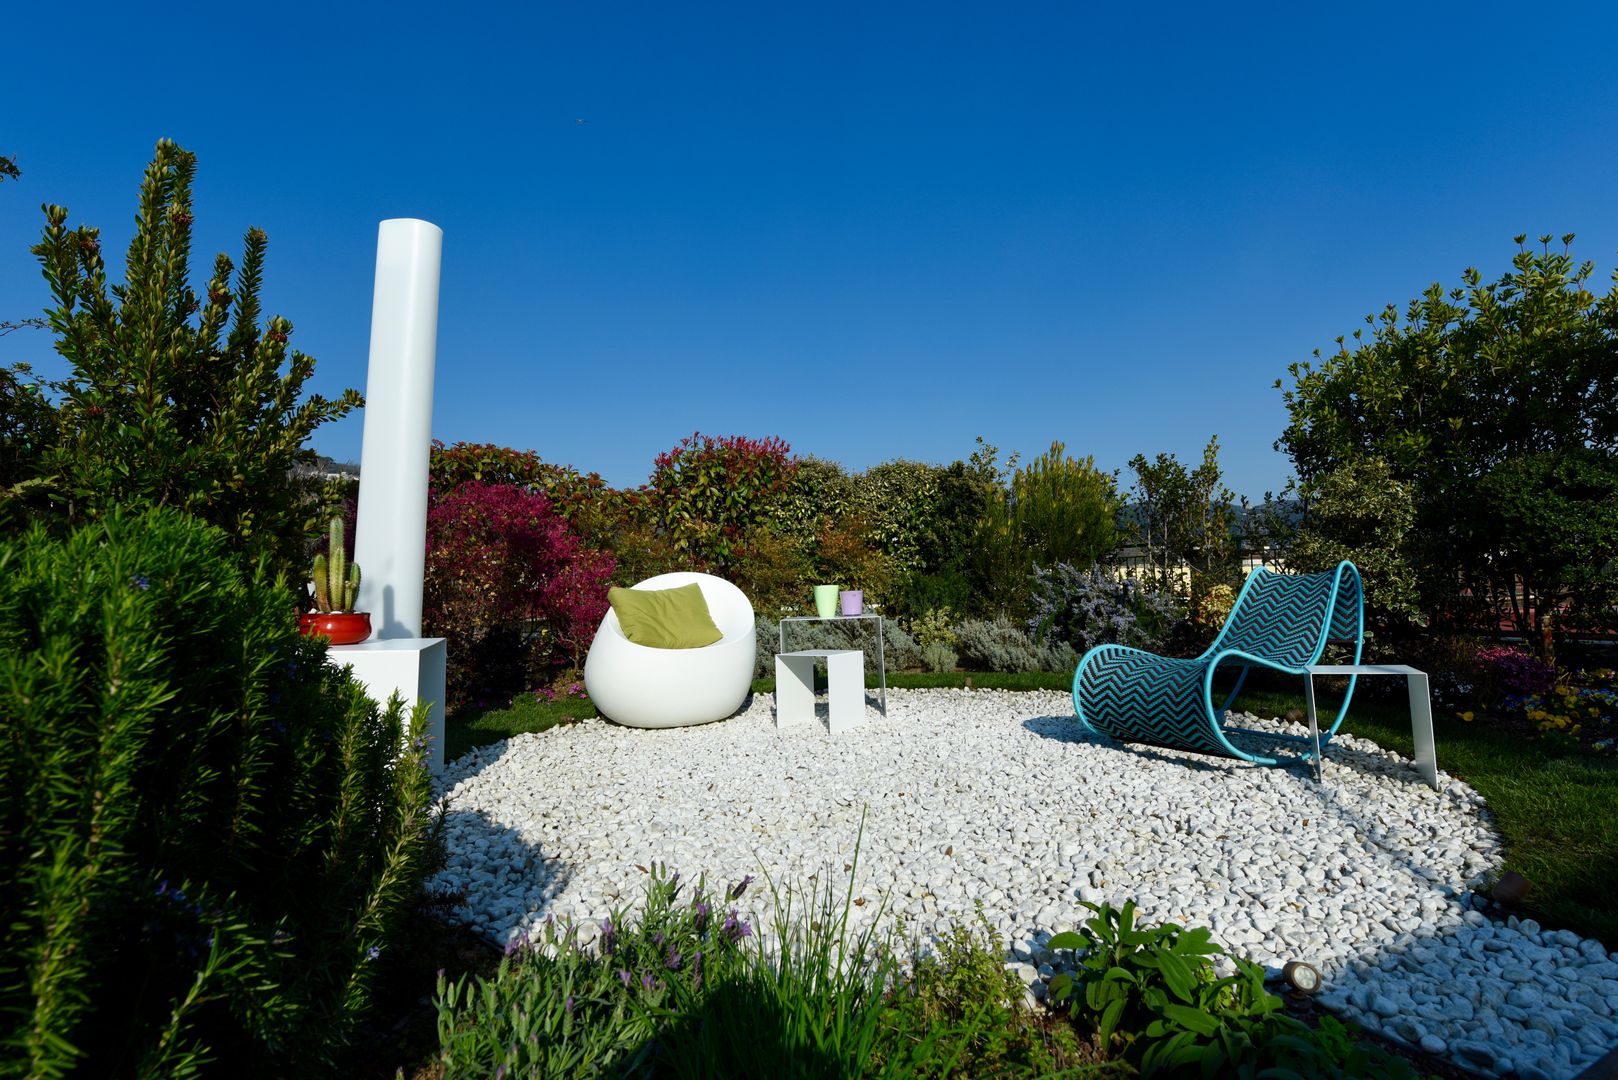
(354, 218, 443, 640)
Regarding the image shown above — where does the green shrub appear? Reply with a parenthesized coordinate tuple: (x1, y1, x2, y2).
(26, 140, 357, 571)
(432, 866, 759, 1077)
(973, 443, 1120, 614)
(874, 912, 1115, 1078)
(910, 606, 959, 649)
(1049, 902, 1413, 1078)
(920, 641, 959, 673)
(0, 506, 437, 1077)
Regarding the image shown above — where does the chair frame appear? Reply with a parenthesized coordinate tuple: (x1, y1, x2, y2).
(1073, 560, 1364, 766)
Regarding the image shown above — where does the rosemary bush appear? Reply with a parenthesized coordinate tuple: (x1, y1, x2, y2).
(0, 507, 437, 1077)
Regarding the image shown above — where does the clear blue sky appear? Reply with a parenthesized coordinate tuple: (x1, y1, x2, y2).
(5, 2, 1618, 500)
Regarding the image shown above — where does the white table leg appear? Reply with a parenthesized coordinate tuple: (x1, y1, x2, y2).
(775, 654, 816, 728)
(1303, 672, 1323, 782)
(875, 617, 887, 713)
(827, 650, 864, 734)
(1406, 672, 1439, 790)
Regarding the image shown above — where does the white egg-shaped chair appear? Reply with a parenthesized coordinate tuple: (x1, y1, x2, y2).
(583, 571, 756, 729)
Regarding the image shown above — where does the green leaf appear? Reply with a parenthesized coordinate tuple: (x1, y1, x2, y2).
(1159, 1002, 1223, 1037)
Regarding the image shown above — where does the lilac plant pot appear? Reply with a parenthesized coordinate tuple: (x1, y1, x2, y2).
(839, 590, 863, 616)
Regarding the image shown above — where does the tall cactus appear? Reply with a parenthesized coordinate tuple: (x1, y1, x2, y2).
(310, 516, 361, 612)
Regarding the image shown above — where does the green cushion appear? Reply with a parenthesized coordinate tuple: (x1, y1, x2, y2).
(609, 583, 724, 649)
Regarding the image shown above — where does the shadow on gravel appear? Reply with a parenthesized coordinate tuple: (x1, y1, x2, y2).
(431, 803, 577, 947)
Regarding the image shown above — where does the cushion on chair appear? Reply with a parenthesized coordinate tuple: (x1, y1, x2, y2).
(608, 583, 724, 649)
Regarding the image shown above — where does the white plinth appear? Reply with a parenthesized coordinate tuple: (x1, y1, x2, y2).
(775, 649, 865, 734)
(328, 637, 447, 773)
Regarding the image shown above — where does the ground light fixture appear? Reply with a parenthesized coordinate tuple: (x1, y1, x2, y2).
(1282, 961, 1321, 995)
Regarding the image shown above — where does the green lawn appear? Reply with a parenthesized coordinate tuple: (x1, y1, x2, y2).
(445, 673, 1618, 947)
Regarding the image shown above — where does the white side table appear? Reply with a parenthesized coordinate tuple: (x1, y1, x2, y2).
(776, 650, 865, 734)
(1304, 664, 1438, 790)
(778, 614, 886, 713)
(328, 638, 447, 774)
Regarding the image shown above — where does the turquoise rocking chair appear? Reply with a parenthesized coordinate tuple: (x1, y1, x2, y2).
(1072, 561, 1363, 767)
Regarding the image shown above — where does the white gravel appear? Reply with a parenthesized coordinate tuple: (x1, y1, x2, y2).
(431, 688, 1618, 1079)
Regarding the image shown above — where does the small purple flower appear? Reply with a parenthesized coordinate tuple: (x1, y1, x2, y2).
(495, 1066, 506, 1080)
(599, 917, 616, 954)
(666, 947, 682, 971)
(728, 874, 754, 901)
(155, 879, 169, 897)
(618, 968, 633, 988)
(564, 995, 575, 1015)
(692, 950, 704, 989)
(365, 945, 381, 961)
(693, 899, 711, 932)
(720, 912, 752, 944)
(505, 936, 522, 957)
(641, 972, 661, 993)
(131, 575, 150, 590)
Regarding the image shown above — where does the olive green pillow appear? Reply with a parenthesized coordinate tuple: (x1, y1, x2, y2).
(609, 583, 724, 649)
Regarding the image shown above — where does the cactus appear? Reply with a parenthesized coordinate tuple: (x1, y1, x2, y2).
(310, 516, 361, 613)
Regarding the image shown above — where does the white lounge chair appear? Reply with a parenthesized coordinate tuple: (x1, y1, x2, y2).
(583, 571, 756, 728)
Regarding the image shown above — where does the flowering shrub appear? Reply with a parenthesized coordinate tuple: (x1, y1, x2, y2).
(1475, 645, 1557, 699)
(429, 440, 608, 522)
(644, 433, 796, 569)
(424, 482, 614, 704)
(1520, 673, 1618, 752)
(432, 865, 758, 1076)
(1028, 563, 1184, 654)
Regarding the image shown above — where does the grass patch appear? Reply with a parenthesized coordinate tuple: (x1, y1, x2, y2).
(1238, 686, 1618, 946)
(445, 692, 599, 762)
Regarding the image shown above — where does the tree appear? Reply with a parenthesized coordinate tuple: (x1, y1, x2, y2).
(1123, 436, 1238, 610)
(1287, 456, 1424, 641)
(1276, 235, 1618, 652)
(975, 441, 1118, 614)
(1472, 449, 1618, 663)
(26, 139, 359, 572)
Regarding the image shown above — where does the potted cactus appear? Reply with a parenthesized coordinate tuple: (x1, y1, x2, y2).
(298, 515, 372, 645)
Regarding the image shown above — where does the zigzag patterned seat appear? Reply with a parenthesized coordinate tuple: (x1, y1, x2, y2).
(1073, 561, 1363, 767)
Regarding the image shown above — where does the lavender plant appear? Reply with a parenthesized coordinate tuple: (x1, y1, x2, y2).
(1028, 563, 1184, 654)
(955, 616, 1078, 673)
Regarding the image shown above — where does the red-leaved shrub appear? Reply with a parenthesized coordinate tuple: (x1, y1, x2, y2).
(424, 482, 614, 705)
(643, 432, 795, 568)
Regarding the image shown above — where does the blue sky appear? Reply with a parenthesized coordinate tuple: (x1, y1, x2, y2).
(5, 2, 1618, 499)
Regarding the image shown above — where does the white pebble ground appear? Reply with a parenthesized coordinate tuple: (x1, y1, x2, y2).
(431, 688, 1618, 1079)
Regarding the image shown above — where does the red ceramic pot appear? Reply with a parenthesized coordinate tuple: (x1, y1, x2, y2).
(298, 612, 372, 646)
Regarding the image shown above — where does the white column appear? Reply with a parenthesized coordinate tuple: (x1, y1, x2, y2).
(353, 218, 443, 640)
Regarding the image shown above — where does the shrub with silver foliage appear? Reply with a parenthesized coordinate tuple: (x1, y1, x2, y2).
(756, 615, 921, 677)
(1028, 563, 1183, 654)
(920, 641, 959, 673)
(956, 617, 1078, 673)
